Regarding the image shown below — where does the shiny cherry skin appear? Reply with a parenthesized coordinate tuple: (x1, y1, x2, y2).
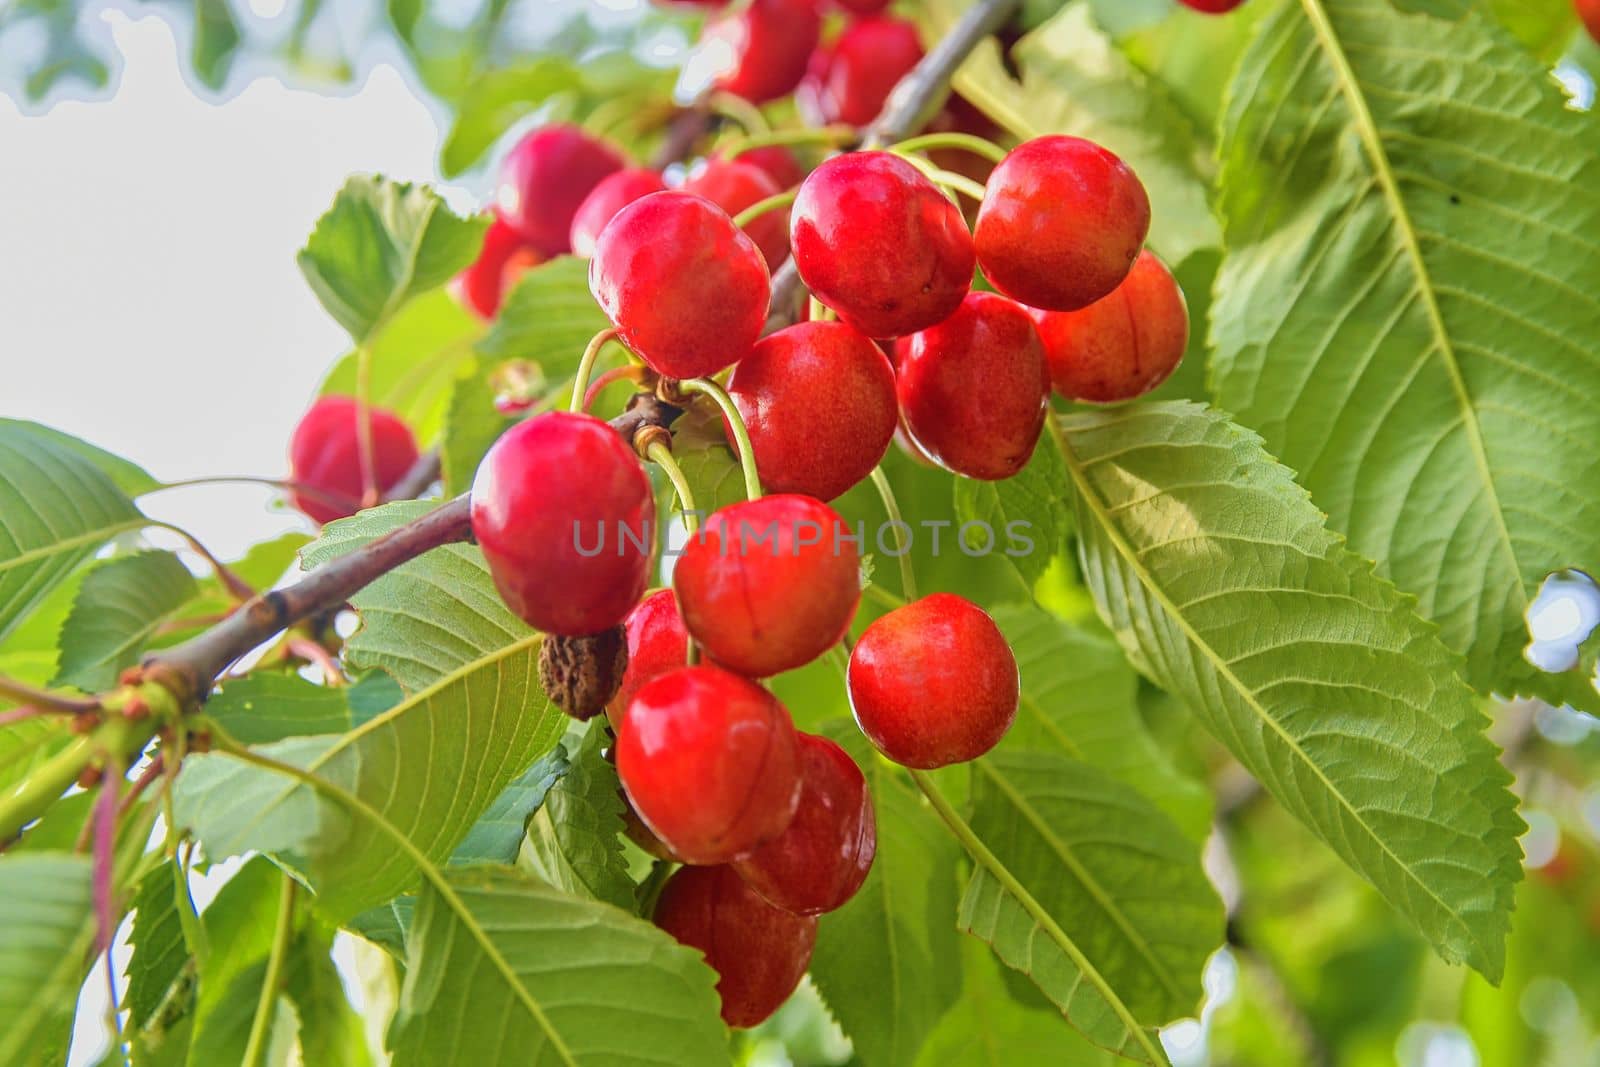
(815, 16, 923, 127)
(569, 168, 667, 258)
(1176, 0, 1246, 11)
(590, 191, 771, 379)
(791, 151, 975, 338)
(733, 733, 875, 915)
(618, 665, 802, 864)
(726, 321, 897, 501)
(494, 124, 627, 256)
(975, 135, 1151, 312)
(453, 216, 536, 319)
(1027, 251, 1189, 403)
(682, 158, 790, 270)
(288, 396, 419, 525)
(605, 589, 690, 729)
(1580, 0, 1600, 43)
(726, 145, 804, 190)
(674, 495, 861, 677)
(897, 292, 1049, 481)
(849, 593, 1018, 769)
(470, 411, 655, 636)
(703, 0, 822, 104)
(653, 864, 817, 1028)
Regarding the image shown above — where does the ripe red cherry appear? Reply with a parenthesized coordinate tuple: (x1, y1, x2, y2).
(975, 135, 1151, 312)
(1176, 0, 1246, 11)
(453, 217, 536, 319)
(653, 864, 817, 1028)
(682, 158, 790, 270)
(590, 191, 770, 379)
(849, 593, 1018, 769)
(897, 292, 1049, 481)
(791, 151, 975, 338)
(1579, 0, 1600, 43)
(814, 16, 923, 127)
(733, 733, 875, 915)
(288, 396, 419, 525)
(494, 124, 626, 256)
(726, 145, 804, 190)
(470, 411, 654, 636)
(1027, 251, 1189, 403)
(674, 495, 861, 677)
(703, 0, 822, 104)
(726, 321, 897, 501)
(606, 589, 689, 729)
(618, 665, 802, 864)
(569, 168, 666, 258)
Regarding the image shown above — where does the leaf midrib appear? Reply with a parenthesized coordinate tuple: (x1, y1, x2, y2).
(1050, 417, 1486, 966)
(1295, 0, 1520, 604)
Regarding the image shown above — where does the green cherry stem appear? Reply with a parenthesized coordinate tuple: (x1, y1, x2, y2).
(732, 189, 799, 229)
(645, 441, 699, 537)
(890, 131, 1007, 165)
(862, 582, 907, 613)
(0, 674, 98, 714)
(240, 872, 298, 1067)
(928, 168, 988, 202)
(148, 521, 255, 601)
(718, 124, 857, 159)
(869, 467, 918, 601)
(707, 91, 772, 136)
(808, 295, 833, 323)
(571, 328, 620, 414)
(681, 378, 763, 501)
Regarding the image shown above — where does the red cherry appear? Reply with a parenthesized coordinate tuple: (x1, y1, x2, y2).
(726, 145, 805, 190)
(453, 217, 535, 319)
(832, 0, 891, 12)
(674, 495, 861, 677)
(494, 124, 626, 256)
(791, 151, 974, 339)
(470, 411, 655, 636)
(618, 665, 802, 864)
(849, 593, 1018, 769)
(703, 0, 822, 104)
(975, 135, 1151, 311)
(653, 864, 817, 1028)
(726, 321, 897, 501)
(288, 396, 419, 525)
(1176, 0, 1246, 11)
(590, 192, 770, 379)
(816, 16, 923, 127)
(1579, 0, 1600, 42)
(606, 589, 690, 729)
(569, 168, 667, 258)
(897, 291, 1049, 481)
(1027, 251, 1189, 403)
(733, 733, 875, 915)
(682, 158, 791, 270)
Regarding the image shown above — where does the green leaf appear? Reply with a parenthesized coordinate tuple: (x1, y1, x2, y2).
(298, 175, 489, 345)
(523, 727, 636, 911)
(389, 866, 730, 1066)
(961, 752, 1221, 1039)
(205, 673, 354, 745)
(317, 288, 484, 446)
(925, 2, 1218, 264)
(456, 743, 569, 865)
(127, 861, 191, 1030)
(190, 0, 240, 89)
(0, 419, 158, 496)
(0, 853, 95, 1066)
(186, 856, 287, 1058)
(1055, 402, 1524, 980)
(810, 728, 962, 1067)
(440, 357, 514, 497)
(0, 420, 146, 642)
(991, 602, 1211, 841)
(477, 256, 610, 373)
(1484, 0, 1579, 61)
(1211, 0, 1600, 711)
(951, 440, 1072, 593)
(440, 58, 586, 177)
(669, 403, 748, 522)
(285, 926, 374, 1067)
(53, 550, 199, 691)
(299, 500, 540, 693)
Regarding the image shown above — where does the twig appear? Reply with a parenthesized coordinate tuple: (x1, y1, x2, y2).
(385, 448, 443, 502)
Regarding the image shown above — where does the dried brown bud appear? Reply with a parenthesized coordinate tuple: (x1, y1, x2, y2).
(539, 626, 629, 722)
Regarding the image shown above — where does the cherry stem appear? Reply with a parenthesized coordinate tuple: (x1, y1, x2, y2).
(862, 583, 907, 612)
(707, 91, 771, 137)
(285, 637, 343, 686)
(868, 467, 918, 601)
(584, 365, 646, 411)
(241, 873, 297, 1067)
(731, 189, 798, 229)
(119, 755, 165, 819)
(717, 124, 857, 160)
(0, 705, 60, 728)
(808, 295, 832, 323)
(91, 751, 122, 952)
(927, 168, 988, 202)
(681, 378, 762, 500)
(148, 521, 256, 601)
(0, 674, 98, 714)
(890, 131, 1007, 165)
(142, 475, 362, 515)
(572, 328, 621, 414)
(645, 441, 700, 537)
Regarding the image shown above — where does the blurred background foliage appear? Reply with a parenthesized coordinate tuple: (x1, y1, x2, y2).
(5, 1, 1600, 1065)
